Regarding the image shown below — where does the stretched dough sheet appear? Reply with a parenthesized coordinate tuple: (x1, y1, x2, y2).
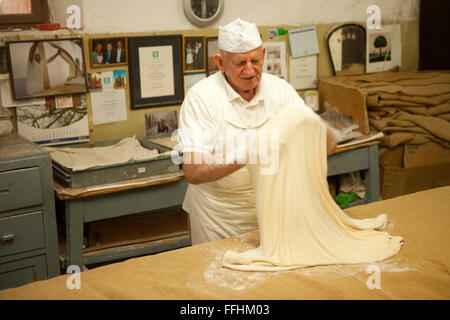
(222, 106, 403, 271)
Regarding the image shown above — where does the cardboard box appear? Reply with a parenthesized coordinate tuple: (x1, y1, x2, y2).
(380, 162, 450, 200)
(404, 142, 450, 168)
(379, 146, 404, 167)
(379, 142, 450, 170)
(318, 77, 369, 134)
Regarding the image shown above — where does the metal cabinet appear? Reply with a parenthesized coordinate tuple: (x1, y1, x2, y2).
(0, 133, 60, 290)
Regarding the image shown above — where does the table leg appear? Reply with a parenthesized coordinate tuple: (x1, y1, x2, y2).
(65, 199, 84, 271)
(365, 145, 381, 203)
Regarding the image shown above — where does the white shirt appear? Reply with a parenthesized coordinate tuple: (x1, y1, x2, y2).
(178, 71, 311, 245)
(116, 49, 122, 63)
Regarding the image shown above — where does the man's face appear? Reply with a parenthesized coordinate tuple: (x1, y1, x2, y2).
(106, 44, 112, 51)
(117, 41, 122, 49)
(215, 47, 265, 94)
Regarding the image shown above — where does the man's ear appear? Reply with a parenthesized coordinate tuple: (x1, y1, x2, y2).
(214, 53, 225, 72)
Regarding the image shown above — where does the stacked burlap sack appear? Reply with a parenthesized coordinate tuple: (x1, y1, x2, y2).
(336, 70, 450, 149)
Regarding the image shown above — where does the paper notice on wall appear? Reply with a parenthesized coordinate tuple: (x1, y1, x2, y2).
(91, 88, 127, 125)
(289, 54, 318, 90)
(366, 24, 401, 73)
(184, 72, 206, 94)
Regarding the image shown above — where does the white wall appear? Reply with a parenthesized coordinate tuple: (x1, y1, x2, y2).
(50, 0, 419, 33)
(48, 0, 84, 28)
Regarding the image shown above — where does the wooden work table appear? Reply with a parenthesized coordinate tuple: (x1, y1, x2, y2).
(3, 186, 449, 300)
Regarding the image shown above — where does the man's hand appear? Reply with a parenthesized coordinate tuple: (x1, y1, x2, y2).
(182, 152, 245, 184)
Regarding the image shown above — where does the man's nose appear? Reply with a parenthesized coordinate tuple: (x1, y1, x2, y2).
(242, 61, 254, 75)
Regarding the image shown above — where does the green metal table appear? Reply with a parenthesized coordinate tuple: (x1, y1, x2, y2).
(327, 142, 381, 206)
(55, 174, 189, 270)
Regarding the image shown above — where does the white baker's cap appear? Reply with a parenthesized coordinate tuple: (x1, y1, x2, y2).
(218, 18, 262, 53)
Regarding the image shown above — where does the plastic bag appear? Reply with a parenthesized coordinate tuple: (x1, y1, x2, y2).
(320, 102, 362, 143)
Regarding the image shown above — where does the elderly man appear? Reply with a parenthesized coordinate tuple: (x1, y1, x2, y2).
(111, 40, 126, 63)
(178, 18, 336, 245)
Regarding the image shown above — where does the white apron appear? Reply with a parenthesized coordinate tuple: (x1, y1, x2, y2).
(183, 104, 272, 245)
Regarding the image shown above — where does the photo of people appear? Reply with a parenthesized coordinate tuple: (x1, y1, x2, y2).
(183, 36, 206, 73)
(90, 37, 127, 67)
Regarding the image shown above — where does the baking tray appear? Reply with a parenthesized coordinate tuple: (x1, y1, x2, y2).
(51, 135, 181, 189)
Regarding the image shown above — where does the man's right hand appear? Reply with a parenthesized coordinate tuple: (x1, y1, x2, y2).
(182, 152, 245, 184)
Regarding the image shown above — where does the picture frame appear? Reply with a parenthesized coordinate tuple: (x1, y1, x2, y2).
(89, 37, 128, 67)
(145, 110, 178, 137)
(206, 36, 219, 76)
(128, 35, 184, 109)
(183, 36, 206, 73)
(7, 38, 88, 100)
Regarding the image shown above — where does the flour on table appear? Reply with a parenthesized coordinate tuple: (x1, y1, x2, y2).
(334, 258, 419, 274)
(184, 240, 280, 295)
(203, 250, 273, 291)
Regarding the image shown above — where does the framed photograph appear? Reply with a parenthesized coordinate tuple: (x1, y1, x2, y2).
(206, 36, 219, 76)
(145, 110, 178, 137)
(7, 38, 88, 100)
(89, 37, 128, 67)
(183, 36, 206, 73)
(128, 35, 184, 109)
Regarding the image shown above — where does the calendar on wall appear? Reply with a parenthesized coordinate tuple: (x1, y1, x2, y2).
(17, 94, 89, 146)
(288, 26, 320, 58)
